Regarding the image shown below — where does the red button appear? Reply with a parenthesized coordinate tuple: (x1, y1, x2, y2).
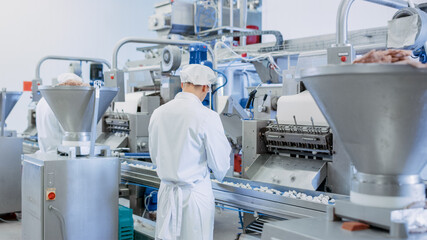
(48, 192, 56, 200)
(110, 75, 114, 80)
(242, 53, 247, 58)
(341, 56, 347, 62)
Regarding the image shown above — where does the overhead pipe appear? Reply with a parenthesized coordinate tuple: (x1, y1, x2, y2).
(35, 55, 111, 81)
(336, 0, 410, 46)
(111, 37, 216, 70)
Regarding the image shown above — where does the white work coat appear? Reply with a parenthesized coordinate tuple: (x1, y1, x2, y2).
(36, 98, 64, 153)
(148, 92, 231, 240)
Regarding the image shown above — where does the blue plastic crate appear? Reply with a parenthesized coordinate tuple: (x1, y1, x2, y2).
(119, 205, 134, 240)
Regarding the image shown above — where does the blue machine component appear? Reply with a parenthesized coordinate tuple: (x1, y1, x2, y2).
(239, 98, 249, 109)
(189, 43, 208, 64)
(144, 187, 158, 212)
(413, 47, 427, 63)
(189, 43, 213, 108)
(123, 152, 150, 159)
(189, 43, 212, 68)
(202, 94, 210, 107)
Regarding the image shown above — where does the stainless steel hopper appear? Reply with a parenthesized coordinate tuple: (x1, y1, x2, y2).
(0, 91, 22, 122)
(0, 91, 22, 136)
(300, 64, 427, 208)
(39, 86, 118, 144)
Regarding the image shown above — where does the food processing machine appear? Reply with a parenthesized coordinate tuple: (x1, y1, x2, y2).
(106, 0, 427, 239)
(259, 0, 427, 239)
(22, 85, 120, 240)
(0, 90, 23, 214)
(22, 55, 113, 153)
(97, 93, 161, 153)
(260, 63, 427, 240)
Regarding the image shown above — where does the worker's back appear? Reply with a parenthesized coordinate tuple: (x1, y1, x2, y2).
(148, 92, 231, 184)
(36, 98, 64, 153)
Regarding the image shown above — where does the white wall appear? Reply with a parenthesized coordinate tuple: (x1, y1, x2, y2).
(262, 0, 426, 40)
(2, 0, 158, 132)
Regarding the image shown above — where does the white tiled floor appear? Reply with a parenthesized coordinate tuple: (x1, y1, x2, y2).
(0, 219, 21, 240)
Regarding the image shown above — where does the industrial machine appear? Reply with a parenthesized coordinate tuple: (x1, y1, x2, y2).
(259, 0, 427, 239)
(22, 85, 120, 240)
(97, 94, 161, 153)
(93, 0, 427, 239)
(259, 64, 427, 239)
(21, 55, 112, 153)
(0, 90, 23, 215)
(149, 0, 262, 37)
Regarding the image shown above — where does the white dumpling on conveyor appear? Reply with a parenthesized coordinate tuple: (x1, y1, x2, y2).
(276, 90, 328, 126)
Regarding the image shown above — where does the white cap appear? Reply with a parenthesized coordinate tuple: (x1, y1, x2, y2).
(57, 73, 83, 84)
(180, 64, 217, 85)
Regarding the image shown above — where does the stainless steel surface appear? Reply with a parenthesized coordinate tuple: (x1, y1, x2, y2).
(218, 0, 223, 30)
(99, 111, 154, 152)
(89, 85, 101, 157)
(333, 199, 396, 229)
(242, 120, 268, 178)
(329, 0, 407, 63)
(301, 64, 427, 201)
(263, 123, 333, 157)
(281, 27, 387, 54)
(260, 217, 426, 240)
(39, 86, 118, 142)
(121, 159, 348, 220)
(109, 37, 213, 101)
(336, 0, 407, 46)
(229, 0, 233, 32)
(35, 55, 111, 80)
(239, 0, 248, 45)
(326, 136, 352, 195)
(1, 89, 6, 137)
(160, 76, 181, 103)
(0, 137, 23, 214)
(57, 144, 111, 158)
(22, 153, 119, 240)
(245, 155, 327, 191)
(0, 91, 22, 124)
(246, 85, 282, 120)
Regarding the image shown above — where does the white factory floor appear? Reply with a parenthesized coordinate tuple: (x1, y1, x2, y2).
(0, 206, 243, 240)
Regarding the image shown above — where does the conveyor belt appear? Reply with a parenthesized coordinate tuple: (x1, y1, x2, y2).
(121, 159, 348, 220)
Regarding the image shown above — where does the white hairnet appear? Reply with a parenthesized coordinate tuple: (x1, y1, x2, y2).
(180, 64, 217, 85)
(57, 73, 83, 84)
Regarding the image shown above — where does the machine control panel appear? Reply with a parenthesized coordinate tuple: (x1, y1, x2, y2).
(327, 45, 355, 64)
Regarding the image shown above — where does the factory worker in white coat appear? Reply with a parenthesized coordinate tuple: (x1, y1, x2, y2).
(36, 73, 83, 153)
(148, 64, 231, 240)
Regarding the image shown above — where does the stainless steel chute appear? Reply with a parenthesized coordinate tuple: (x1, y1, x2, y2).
(0, 91, 22, 121)
(301, 64, 427, 208)
(39, 86, 118, 144)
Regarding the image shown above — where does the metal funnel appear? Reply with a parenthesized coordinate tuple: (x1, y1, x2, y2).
(301, 64, 427, 207)
(0, 91, 22, 121)
(39, 86, 117, 142)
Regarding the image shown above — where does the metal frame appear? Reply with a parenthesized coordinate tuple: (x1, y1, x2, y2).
(120, 159, 348, 220)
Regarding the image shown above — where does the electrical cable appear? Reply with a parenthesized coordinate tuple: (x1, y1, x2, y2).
(143, 190, 158, 218)
(49, 205, 67, 240)
(214, 41, 284, 77)
(212, 70, 228, 95)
